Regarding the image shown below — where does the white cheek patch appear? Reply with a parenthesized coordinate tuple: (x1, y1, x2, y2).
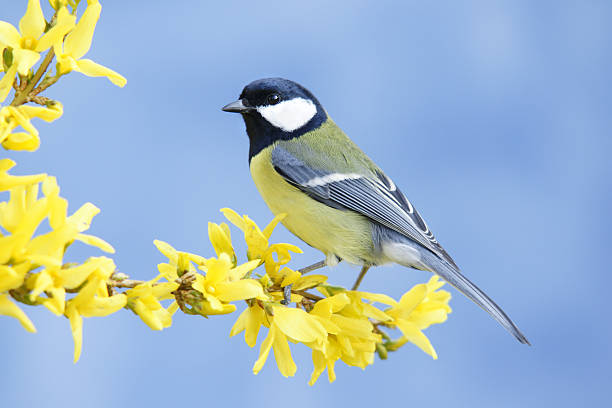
(257, 97, 317, 132)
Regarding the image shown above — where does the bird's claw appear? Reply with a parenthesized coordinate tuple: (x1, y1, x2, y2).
(281, 284, 292, 305)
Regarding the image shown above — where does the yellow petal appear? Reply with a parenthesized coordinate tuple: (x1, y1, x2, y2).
(426, 275, 445, 292)
(253, 323, 275, 375)
(215, 279, 263, 302)
(20, 103, 64, 122)
(229, 306, 248, 337)
(355, 291, 398, 307)
(65, 304, 83, 363)
(63, 1, 101, 59)
(220, 208, 245, 231)
(74, 58, 126, 87)
(70, 275, 101, 308)
(157, 263, 178, 281)
(292, 274, 327, 291)
(19, 0, 46, 39)
(279, 268, 301, 287)
(35, 7, 76, 52)
(0, 158, 16, 172)
(199, 301, 236, 315)
(42, 286, 65, 315)
(330, 314, 376, 339)
(227, 259, 260, 282)
(360, 302, 392, 322)
(1, 131, 40, 152)
(272, 326, 297, 377)
(395, 319, 438, 359)
(79, 294, 126, 317)
(133, 298, 163, 330)
(0, 265, 25, 291)
(167, 301, 179, 315)
(0, 65, 18, 103)
(244, 304, 265, 347)
(13, 47, 41, 76)
(204, 254, 232, 285)
(308, 350, 327, 386)
(272, 305, 327, 343)
(0, 22, 21, 47)
(150, 281, 179, 300)
(0, 163, 46, 191)
(67, 202, 99, 232)
(0, 293, 36, 332)
(154, 240, 178, 264)
(201, 292, 224, 312)
(29, 268, 53, 300)
(312, 315, 340, 334)
(262, 212, 286, 239)
(208, 222, 234, 258)
(408, 308, 449, 329)
(310, 293, 350, 318)
(387, 284, 427, 320)
(75, 233, 115, 253)
(230, 304, 265, 348)
(399, 284, 428, 311)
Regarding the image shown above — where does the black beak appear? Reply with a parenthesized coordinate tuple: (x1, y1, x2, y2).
(222, 99, 254, 113)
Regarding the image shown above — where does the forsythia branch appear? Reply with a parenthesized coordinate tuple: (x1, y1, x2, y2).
(1, 0, 452, 385)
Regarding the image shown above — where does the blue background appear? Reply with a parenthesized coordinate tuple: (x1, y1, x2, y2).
(2, 1, 611, 407)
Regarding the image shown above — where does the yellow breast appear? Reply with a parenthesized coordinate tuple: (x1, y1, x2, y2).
(249, 146, 374, 265)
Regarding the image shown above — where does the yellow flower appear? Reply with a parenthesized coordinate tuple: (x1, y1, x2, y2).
(239, 304, 326, 377)
(126, 277, 179, 331)
(0, 1, 75, 75)
(221, 208, 301, 276)
(153, 239, 206, 281)
(0, 159, 45, 191)
(53, 0, 126, 87)
(0, 103, 63, 151)
(65, 259, 127, 363)
(306, 292, 383, 385)
(1, 176, 114, 268)
(28, 256, 115, 315)
(384, 276, 451, 359)
(192, 253, 263, 315)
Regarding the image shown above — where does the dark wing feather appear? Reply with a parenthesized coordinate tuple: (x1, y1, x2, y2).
(271, 146, 458, 268)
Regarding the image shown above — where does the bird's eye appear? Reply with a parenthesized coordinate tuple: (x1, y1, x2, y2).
(267, 94, 281, 105)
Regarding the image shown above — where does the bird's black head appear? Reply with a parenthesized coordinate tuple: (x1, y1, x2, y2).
(222, 78, 327, 160)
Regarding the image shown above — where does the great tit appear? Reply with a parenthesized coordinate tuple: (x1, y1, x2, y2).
(222, 77, 529, 345)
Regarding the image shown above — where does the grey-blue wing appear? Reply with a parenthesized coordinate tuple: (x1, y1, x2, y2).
(271, 146, 457, 267)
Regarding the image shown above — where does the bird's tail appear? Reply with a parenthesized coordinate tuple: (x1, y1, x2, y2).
(386, 241, 530, 345)
(430, 258, 530, 345)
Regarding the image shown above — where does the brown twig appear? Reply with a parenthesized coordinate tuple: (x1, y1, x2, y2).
(10, 48, 55, 107)
(31, 75, 62, 98)
(294, 290, 323, 302)
(106, 278, 146, 289)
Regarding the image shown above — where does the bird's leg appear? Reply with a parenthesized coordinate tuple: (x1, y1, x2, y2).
(298, 260, 327, 275)
(281, 259, 343, 305)
(281, 285, 292, 305)
(281, 260, 333, 305)
(351, 266, 370, 291)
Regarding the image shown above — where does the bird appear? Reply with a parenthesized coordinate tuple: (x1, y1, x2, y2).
(222, 77, 529, 345)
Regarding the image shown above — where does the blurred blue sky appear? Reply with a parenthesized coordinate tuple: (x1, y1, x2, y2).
(2, 0, 611, 407)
